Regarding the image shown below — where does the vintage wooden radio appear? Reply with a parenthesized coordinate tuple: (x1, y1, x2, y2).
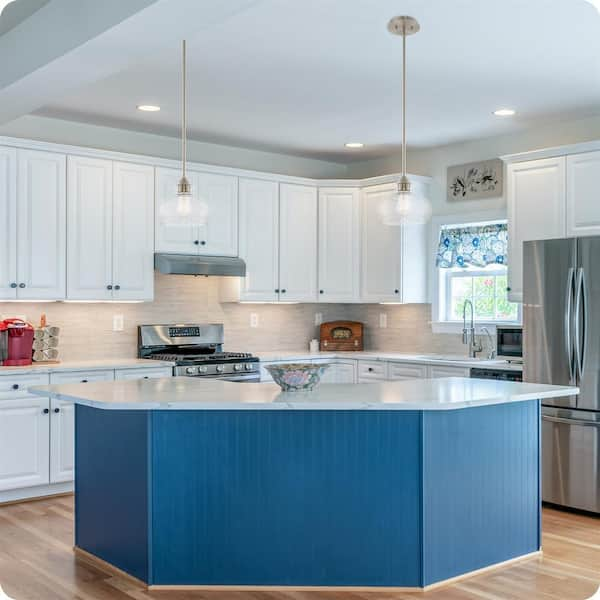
(319, 321, 364, 351)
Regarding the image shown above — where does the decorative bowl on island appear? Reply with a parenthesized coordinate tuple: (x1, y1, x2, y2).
(265, 363, 331, 392)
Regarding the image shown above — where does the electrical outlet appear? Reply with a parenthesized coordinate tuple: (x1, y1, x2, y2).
(315, 312, 323, 326)
(250, 313, 259, 328)
(113, 314, 124, 332)
(379, 313, 388, 328)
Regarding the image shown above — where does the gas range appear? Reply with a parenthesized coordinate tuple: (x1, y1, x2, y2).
(138, 324, 260, 381)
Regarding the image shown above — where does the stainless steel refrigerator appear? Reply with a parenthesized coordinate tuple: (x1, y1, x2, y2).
(524, 237, 600, 513)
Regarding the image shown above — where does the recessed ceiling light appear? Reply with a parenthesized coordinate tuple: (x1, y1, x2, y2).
(494, 108, 516, 117)
(345, 142, 364, 149)
(584, 0, 600, 12)
(137, 105, 161, 112)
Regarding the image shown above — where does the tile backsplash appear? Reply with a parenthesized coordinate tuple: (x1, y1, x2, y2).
(0, 274, 467, 361)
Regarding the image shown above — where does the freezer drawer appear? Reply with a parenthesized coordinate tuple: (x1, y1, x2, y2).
(542, 409, 600, 513)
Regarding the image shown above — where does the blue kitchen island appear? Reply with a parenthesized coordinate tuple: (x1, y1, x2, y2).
(31, 376, 577, 592)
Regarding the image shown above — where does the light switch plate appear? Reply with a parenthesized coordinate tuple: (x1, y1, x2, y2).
(315, 312, 323, 326)
(113, 314, 124, 332)
(250, 313, 259, 328)
(379, 313, 388, 328)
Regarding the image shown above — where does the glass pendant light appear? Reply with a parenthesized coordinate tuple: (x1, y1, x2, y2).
(176, 39, 208, 223)
(381, 16, 432, 226)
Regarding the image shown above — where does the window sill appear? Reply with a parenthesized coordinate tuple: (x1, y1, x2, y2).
(430, 321, 522, 335)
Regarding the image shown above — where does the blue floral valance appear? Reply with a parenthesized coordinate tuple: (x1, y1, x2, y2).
(436, 223, 508, 269)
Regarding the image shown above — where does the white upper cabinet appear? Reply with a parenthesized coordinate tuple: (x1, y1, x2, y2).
(279, 183, 318, 303)
(17, 150, 66, 300)
(68, 157, 154, 301)
(238, 177, 279, 302)
(112, 162, 154, 301)
(67, 156, 113, 300)
(566, 151, 600, 238)
(0, 147, 17, 300)
(155, 167, 238, 257)
(506, 157, 566, 302)
(318, 187, 360, 303)
(360, 184, 402, 303)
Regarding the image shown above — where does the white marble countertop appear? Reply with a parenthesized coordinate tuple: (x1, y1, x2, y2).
(254, 351, 523, 372)
(29, 376, 576, 411)
(0, 358, 174, 376)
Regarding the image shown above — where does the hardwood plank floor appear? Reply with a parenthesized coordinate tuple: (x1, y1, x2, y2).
(0, 497, 598, 600)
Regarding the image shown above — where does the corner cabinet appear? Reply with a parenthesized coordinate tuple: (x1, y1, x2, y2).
(0, 147, 66, 300)
(360, 183, 427, 303)
(318, 187, 360, 302)
(506, 157, 566, 302)
(67, 157, 154, 301)
(279, 183, 318, 302)
(155, 167, 238, 257)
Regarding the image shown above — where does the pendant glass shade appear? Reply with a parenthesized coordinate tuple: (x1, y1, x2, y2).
(380, 187, 432, 226)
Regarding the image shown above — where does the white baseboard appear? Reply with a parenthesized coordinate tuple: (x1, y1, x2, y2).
(0, 482, 73, 505)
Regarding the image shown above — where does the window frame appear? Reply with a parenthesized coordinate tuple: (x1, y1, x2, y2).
(430, 209, 522, 334)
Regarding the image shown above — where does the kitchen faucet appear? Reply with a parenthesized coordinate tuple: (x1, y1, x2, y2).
(480, 326, 496, 360)
(462, 300, 482, 358)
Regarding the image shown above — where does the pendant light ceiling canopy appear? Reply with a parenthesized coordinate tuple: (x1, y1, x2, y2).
(380, 16, 432, 226)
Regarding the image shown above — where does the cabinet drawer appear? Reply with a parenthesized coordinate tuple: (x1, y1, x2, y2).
(115, 367, 173, 380)
(389, 363, 428, 380)
(357, 361, 388, 382)
(0, 373, 50, 400)
(428, 365, 471, 379)
(49, 370, 114, 385)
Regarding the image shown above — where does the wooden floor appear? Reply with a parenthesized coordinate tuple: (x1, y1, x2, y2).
(0, 496, 599, 600)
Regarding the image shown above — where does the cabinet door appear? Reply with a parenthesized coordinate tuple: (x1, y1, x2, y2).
(155, 167, 199, 254)
(279, 183, 318, 302)
(566, 151, 600, 238)
(360, 184, 402, 303)
(196, 172, 238, 256)
(50, 397, 74, 483)
(428, 365, 470, 378)
(335, 362, 357, 383)
(506, 157, 566, 302)
(67, 156, 113, 300)
(389, 362, 428, 380)
(49, 369, 114, 385)
(113, 162, 154, 301)
(0, 146, 17, 300)
(114, 367, 173, 380)
(318, 187, 360, 302)
(0, 397, 50, 491)
(17, 150, 66, 299)
(238, 178, 279, 301)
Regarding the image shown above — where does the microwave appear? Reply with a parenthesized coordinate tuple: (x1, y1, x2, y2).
(496, 326, 523, 362)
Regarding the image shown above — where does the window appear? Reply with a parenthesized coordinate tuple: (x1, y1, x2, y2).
(443, 266, 519, 322)
(435, 219, 521, 326)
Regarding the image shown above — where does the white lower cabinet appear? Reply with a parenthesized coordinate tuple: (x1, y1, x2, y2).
(389, 362, 429, 380)
(428, 365, 471, 378)
(313, 359, 357, 384)
(357, 360, 388, 383)
(115, 366, 173, 380)
(49, 397, 74, 483)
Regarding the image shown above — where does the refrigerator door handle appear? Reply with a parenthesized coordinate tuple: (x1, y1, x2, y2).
(574, 267, 588, 381)
(542, 415, 600, 428)
(565, 267, 576, 384)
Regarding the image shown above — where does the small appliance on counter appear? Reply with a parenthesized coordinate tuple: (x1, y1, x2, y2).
(32, 315, 61, 363)
(138, 323, 260, 382)
(1, 319, 34, 366)
(319, 321, 364, 351)
(496, 326, 523, 363)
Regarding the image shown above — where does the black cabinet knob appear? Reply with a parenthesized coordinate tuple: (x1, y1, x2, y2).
(10, 283, 17, 289)
(275, 289, 280, 293)
(81, 379, 88, 383)
(143, 376, 149, 379)
(107, 285, 113, 290)
(200, 240, 206, 246)
(319, 290, 324, 294)
(54, 408, 60, 413)
(194, 240, 200, 245)
(506, 287, 512, 292)
(394, 289, 400, 294)
(12, 384, 19, 390)
(114, 285, 121, 291)
(281, 289, 287, 293)
(368, 367, 374, 372)
(19, 283, 26, 289)
(43, 408, 49, 414)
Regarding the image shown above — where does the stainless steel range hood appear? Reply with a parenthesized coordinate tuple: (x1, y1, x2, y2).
(154, 254, 246, 277)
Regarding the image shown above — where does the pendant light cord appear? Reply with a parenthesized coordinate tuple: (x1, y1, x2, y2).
(402, 25, 407, 179)
(182, 39, 187, 180)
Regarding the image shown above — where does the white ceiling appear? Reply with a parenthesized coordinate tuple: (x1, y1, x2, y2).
(18, 0, 600, 161)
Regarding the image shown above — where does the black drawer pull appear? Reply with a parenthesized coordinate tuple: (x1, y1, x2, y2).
(114, 285, 121, 291)
(19, 283, 26, 288)
(368, 367, 374, 372)
(43, 408, 49, 414)
(12, 384, 19, 390)
(54, 408, 60, 413)
(81, 379, 88, 383)
(107, 285, 113, 290)
(194, 240, 200, 245)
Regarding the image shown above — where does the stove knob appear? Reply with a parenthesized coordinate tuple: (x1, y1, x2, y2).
(198, 366, 208, 374)
(186, 367, 197, 375)
(245, 364, 253, 371)
(234, 364, 242, 371)
(216, 365, 224, 373)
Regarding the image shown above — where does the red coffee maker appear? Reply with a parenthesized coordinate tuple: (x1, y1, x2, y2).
(2, 319, 34, 366)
